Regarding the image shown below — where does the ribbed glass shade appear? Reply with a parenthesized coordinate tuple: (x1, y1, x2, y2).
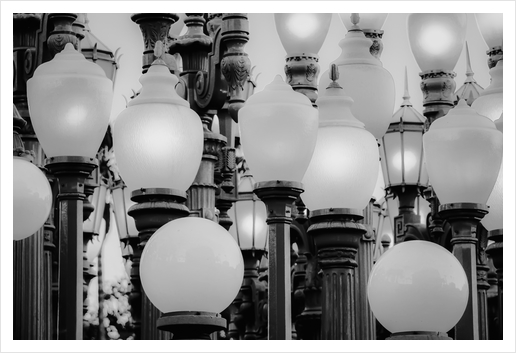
(475, 13, 503, 49)
(368, 241, 469, 333)
(274, 13, 332, 55)
(423, 100, 503, 205)
(482, 163, 503, 231)
(238, 75, 318, 183)
(471, 61, 503, 122)
(113, 63, 203, 192)
(27, 43, 113, 158)
(302, 85, 379, 210)
(318, 28, 395, 140)
(229, 174, 268, 250)
(13, 158, 53, 240)
(140, 217, 244, 313)
(407, 13, 467, 72)
(339, 13, 388, 31)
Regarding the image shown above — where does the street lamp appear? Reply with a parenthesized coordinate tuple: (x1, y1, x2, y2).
(339, 13, 388, 59)
(368, 240, 469, 340)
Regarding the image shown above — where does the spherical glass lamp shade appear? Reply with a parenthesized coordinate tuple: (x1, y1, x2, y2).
(482, 163, 503, 231)
(113, 63, 203, 193)
(471, 60, 503, 122)
(111, 180, 138, 241)
(238, 75, 318, 183)
(228, 173, 268, 250)
(423, 100, 503, 205)
(368, 240, 469, 333)
(339, 13, 388, 31)
(475, 13, 503, 50)
(86, 219, 106, 262)
(140, 217, 244, 313)
(13, 158, 53, 240)
(318, 25, 395, 140)
(302, 83, 379, 210)
(407, 13, 467, 72)
(27, 43, 113, 158)
(274, 13, 332, 56)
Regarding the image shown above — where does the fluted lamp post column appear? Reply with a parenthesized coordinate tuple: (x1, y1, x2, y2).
(302, 66, 379, 340)
(27, 40, 113, 339)
(239, 76, 318, 340)
(423, 100, 503, 340)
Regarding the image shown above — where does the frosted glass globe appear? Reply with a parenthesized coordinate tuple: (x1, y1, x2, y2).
(238, 75, 318, 183)
(368, 240, 469, 333)
(475, 13, 503, 49)
(14, 158, 53, 240)
(423, 100, 502, 205)
(140, 217, 244, 313)
(27, 43, 113, 158)
(113, 63, 203, 193)
(472, 61, 503, 122)
(482, 163, 503, 231)
(407, 14, 467, 72)
(274, 13, 332, 55)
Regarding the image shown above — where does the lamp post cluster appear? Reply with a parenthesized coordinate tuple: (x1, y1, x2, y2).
(12, 11, 504, 342)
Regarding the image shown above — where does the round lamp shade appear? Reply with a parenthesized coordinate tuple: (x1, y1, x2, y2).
(318, 24, 395, 140)
(407, 13, 467, 72)
(27, 43, 113, 158)
(113, 63, 203, 193)
(229, 174, 268, 250)
(13, 158, 53, 240)
(475, 13, 503, 50)
(368, 240, 469, 333)
(471, 60, 503, 122)
(140, 217, 244, 313)
(339, 13, 388, 31)
(274, 13, 332, 56)
(482, 163, 503, 231)
(302, 83, 379, 210)
(423, 100, 503, 205)
(238, 75, 318, 183)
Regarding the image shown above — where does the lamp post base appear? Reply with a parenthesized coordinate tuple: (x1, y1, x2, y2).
(157, 311, 227, 340)
(387, 331, 452, 340)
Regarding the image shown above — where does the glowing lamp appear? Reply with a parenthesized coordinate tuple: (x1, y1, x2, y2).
(339, 13, 387, 32)
(27, 43, 113, 158)
(471, 60, 503, 122)
(238, 75, 318, 183)
(113, 59, 203, 193)
(475, 13, 503, 50)
(368, 240, 469, 334)
(274, 13, 332, 56)
(302, 69, 379, 210)
(140, 217, 244, 313)
(13, 158, 53, 240)
(482, 163, 503, 231)
(423, 100, 502, 205)
(407, 13, 467, 72)
(229, 172, 268, 250)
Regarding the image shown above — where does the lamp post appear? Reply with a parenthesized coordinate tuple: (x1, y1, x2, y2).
(423, 100, 503, 340)
(339, 13, 388, 59)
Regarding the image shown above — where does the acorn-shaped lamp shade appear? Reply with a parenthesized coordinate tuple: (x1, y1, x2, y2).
(140, 217, 244, 313)
(368, 241, 469, 333)
(14, 158, 53, 240)
(238, 75, 318, 183)
(27, 43, 113, 158)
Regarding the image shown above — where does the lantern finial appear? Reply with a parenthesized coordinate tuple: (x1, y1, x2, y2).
(327, 64, 343, 90)
(350, 13, 361, 30)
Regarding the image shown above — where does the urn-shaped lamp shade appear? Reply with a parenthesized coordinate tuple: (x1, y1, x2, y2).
(27, 43, 113, 158)
(229, 173, 268, 250)
(274, 13, 332, 56)
(368, 241, 469, 333)
(13, 158, 53, 240)
(140, 217, 244, 313)
(475, 13, 503, 50)
(423, 100, 503, 205)
(339, 13, 388, 31)
(318, 19, 395, 140)
(238, 75, 318, 183)
(407, 13, 467, 72)
(471, 60, 503, 122)
(302, 81, 379, 210)
(113, 63, 203, 193)
(482, 163, 503, 231)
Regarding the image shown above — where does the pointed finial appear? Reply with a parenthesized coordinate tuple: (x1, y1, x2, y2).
(327, 64, 343, 89)
(401, 66, 412, 106)
(465, 41, 474, 77)
(350, 13, 361, 31)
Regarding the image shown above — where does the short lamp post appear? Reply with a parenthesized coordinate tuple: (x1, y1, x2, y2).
(302, 66, 379, 340)
(368, 241, 469, 340)
(423, 100, 503, 340)
(239, 75, 318, 340)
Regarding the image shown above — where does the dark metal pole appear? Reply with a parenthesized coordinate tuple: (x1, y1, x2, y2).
(486, 228, 503, 339)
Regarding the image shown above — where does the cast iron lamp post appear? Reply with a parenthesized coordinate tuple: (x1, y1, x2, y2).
(423, 100, 503, 340)
(239, 75, 318, 340)
(302, 66, 379, 340)
(368, 241, 469, 340)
